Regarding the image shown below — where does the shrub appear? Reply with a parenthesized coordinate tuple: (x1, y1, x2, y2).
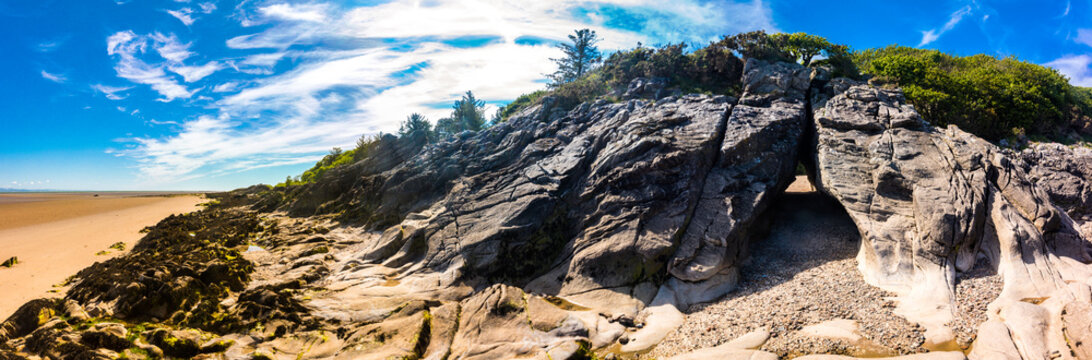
(298, 147, 357, 184)
(855, 46, 1089, 141)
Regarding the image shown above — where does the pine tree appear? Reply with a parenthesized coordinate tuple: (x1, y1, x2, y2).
(451, 91, 485, 132)
(549, 29, 602, 85)
(399, 113, 436, 145)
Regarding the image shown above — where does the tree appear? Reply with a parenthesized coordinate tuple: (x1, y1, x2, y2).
(490, 107, 503, 125)
(435, 117, 461, 136)
(549, 29, 602, 85)
(399, 113, 436, 145)
(451, 91, 486, 132)
(771, 33, 839, 66)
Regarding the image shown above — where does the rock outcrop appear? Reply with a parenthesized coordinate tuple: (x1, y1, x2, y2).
(3, 57, 1092, 360)
(811, 83, 1092, 358)
(1017, 143, 1092, 239)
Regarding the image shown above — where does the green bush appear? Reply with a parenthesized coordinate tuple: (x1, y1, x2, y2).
(297, 147, 357, 184)
(495, 90, 547, 121)
(855, 46, 1089, 141)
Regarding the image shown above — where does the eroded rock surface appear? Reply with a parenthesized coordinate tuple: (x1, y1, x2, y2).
(811, 83, 1092, 358)
(1018, 143, 1092, 239)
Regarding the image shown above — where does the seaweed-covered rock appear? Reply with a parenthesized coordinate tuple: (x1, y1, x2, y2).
(66, 210, 262, 329)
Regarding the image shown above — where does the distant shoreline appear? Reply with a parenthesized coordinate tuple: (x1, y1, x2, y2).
(0, 193, 205, 318)
(0, 191, 210, 195)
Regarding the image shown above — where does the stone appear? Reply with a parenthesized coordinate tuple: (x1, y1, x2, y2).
(1062, 301, 1092, 360)
(1018, 143, 1092, 240)
(800, 319, 864, 343)
(968, 319, 1020, 360)
(724, 328, 771, 350)
(794, 352, 966, 360)
(622, 77, 672, 100)
(664, 344, 779, 360)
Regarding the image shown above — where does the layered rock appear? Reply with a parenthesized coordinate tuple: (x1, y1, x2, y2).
(1017, 143, 1092, 239)
(306, 58, 812, 357)
(811, 83, 1092, 358)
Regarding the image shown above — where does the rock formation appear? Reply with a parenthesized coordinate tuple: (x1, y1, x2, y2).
(811, 82, 1092, 358)
(2, 57, 1091, 360)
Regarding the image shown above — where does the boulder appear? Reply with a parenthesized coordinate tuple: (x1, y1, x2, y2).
(1018, 143, 1092, 239)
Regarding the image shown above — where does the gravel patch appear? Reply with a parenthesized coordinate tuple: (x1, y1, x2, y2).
(951, 258, 1002, 348)
(648, 187, 928, 358)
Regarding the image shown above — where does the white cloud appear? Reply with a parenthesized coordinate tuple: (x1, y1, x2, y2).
(259, 3, 327, 22)
(40, 70, 66, 83)
(124, 0, 776, 183)
(919, 5, 972, 47)
(169, 61, 222, 82)
(167, 8, 195, 25)
(149, 33, 193, 63)
(106, 31, 195, 101)
(1076, 29, 1092, 48)
(198, 2, 216, 13)
(212, 82, 239, 93)
(91, 84, 134, 100)
(1045, 54, 1092, 87)
(36, 39, 65, 52)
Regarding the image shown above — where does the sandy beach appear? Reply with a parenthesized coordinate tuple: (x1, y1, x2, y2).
(0, 193, 205, 319)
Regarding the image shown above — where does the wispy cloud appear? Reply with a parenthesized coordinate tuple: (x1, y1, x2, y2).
(920, 5, 973, 46)
(107, 31, 210, 101)
(1045, 54, 1092, 87)
(1076, 29, 1092, 47)
(36, 38, 66, 52)
(40, 69, 67, 83)
(166, 8, 195, 25)
(91, 84, 134, 100)
(169, 62, 222, 82)
(123, 0, 776, 182)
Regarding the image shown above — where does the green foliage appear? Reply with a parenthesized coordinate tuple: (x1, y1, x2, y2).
(398, 113, 437, 145)
(550, 71, 612, 109)
(598, 41, 744, 95)
(769, 32, 851, 67)
(298, 147, 357, 184)
(437, 91, 487, 136)
(549, 29, 602, 85)
(720, 31, 859, 78)
(354, 133, 384, 161)
(855, 45, 1089, 141)
(494, 90, 547, 123)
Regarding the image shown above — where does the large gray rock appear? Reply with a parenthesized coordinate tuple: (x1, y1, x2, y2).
(306, 59, 811, 358)
(1018, 143, 1092, 239)
(811, 83, 1092, 359)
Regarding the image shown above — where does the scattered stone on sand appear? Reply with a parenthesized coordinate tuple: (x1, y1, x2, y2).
(0, 257, 15, 268)
(648, 186, 927, 359)
(950, 258, 1002, 348)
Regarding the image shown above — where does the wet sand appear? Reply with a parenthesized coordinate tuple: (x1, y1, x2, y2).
(0, 193, 205, 318)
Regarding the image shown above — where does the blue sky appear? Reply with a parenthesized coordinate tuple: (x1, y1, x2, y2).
(1, 0, 1089, 191)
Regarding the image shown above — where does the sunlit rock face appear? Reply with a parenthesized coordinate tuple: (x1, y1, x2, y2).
(811, 83, 1092, 358)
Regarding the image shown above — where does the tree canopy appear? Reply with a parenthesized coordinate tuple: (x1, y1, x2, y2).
(549, 29, 602, 85)
(399, 113, 437, 146)
(437, 91, 487, 136)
